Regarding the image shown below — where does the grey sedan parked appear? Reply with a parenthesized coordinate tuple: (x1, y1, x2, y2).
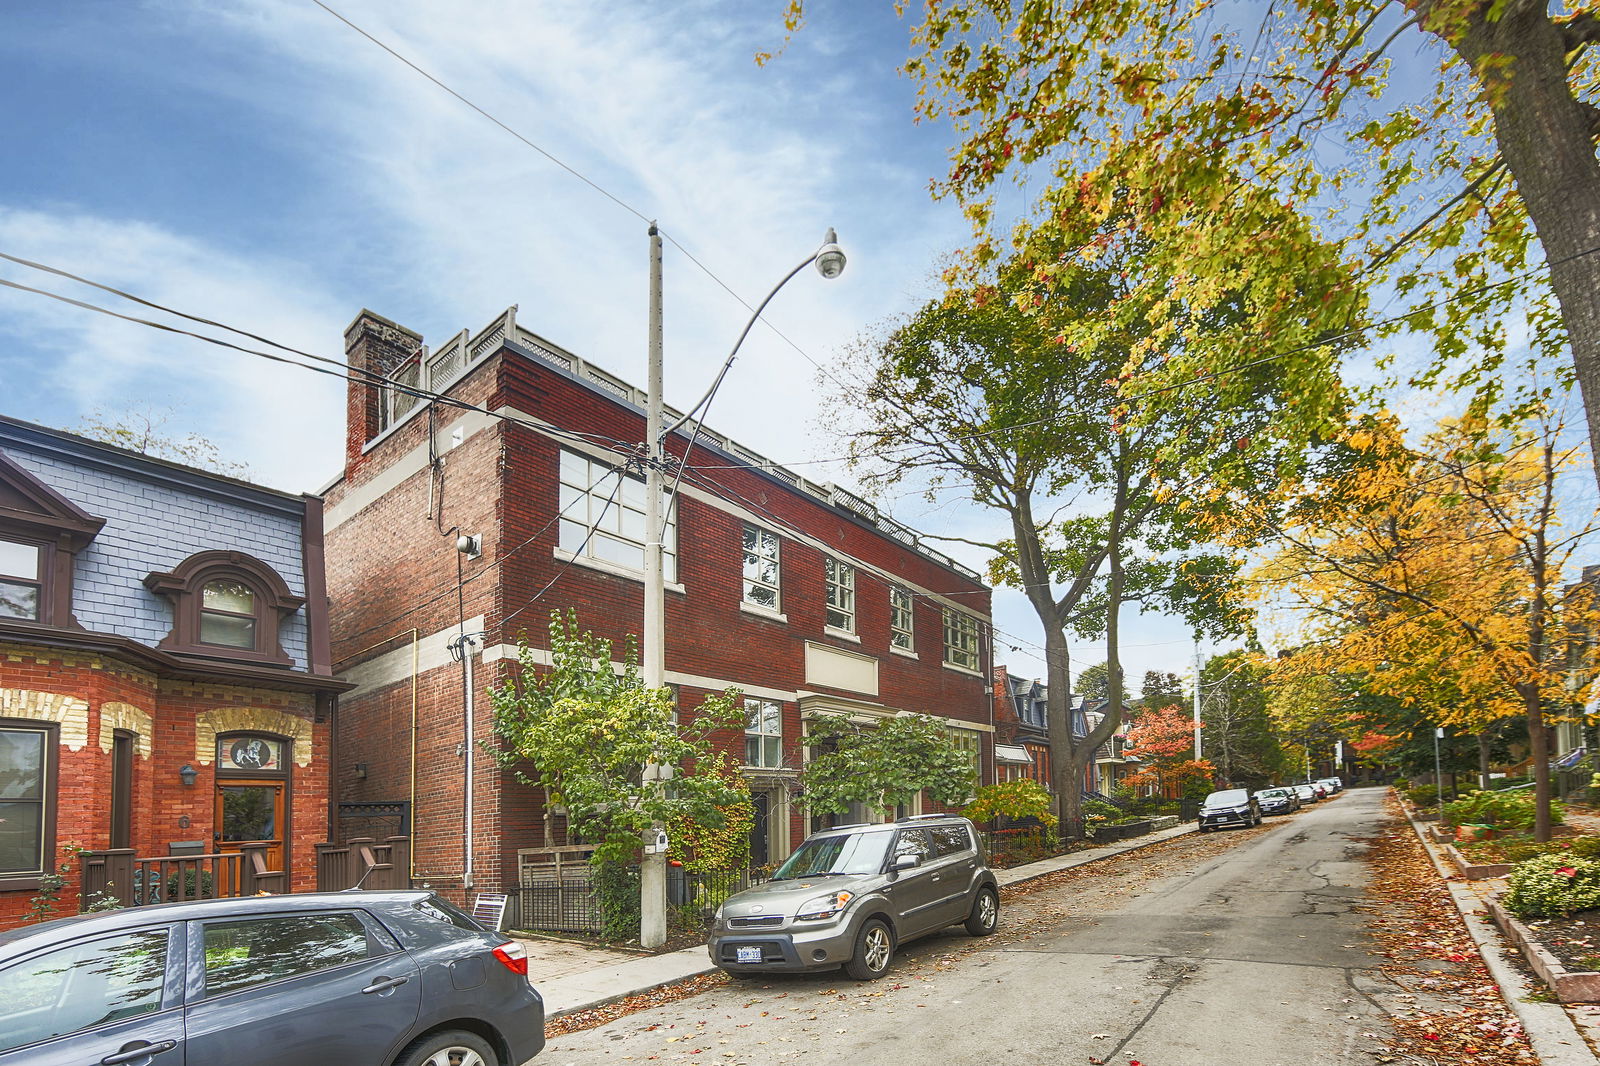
(0, 890, 544, 1066)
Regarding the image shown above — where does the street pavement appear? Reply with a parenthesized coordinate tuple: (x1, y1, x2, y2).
(532, 789, 1591, 1065)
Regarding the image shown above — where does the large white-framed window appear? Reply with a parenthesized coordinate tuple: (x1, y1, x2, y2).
(558, 449, 676, 581)
(943, 608, 980, 671)
(948, 727, 981, 778)
(889, 587, 915, 652)
(744, 698, 783, 768)
(824, 558, 855, 633)
(741, 525, 781, 611)
(0, 538, 42, 622)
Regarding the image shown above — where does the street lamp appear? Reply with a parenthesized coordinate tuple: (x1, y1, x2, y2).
(638, 224, 846, 948)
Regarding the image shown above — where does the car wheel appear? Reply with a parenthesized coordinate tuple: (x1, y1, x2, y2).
(964, 887, 999, 937)
(394, 1029, 497, 1066)
(844, 918, 894, 980)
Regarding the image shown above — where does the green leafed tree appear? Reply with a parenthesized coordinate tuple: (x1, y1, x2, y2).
(801, 713, 976, 820)
(488, 611, 749, 866)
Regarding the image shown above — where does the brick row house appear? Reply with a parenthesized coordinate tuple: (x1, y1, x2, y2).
(324, 308, 995, 900)
(991, 665, 1143, 802)
(0, 416, 345, 928)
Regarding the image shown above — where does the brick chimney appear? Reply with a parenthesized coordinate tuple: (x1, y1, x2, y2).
(343, 310, 423, 477)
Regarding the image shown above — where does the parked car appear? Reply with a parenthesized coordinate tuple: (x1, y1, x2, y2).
(0, 890, 544, 1066)
(708, 814, 1000, 981)
(1317, 777, 1343, 794)
(1291, 783, 1320, 804)
(1197, 789, 1261, 831)
(1254, 787, 1300, 816)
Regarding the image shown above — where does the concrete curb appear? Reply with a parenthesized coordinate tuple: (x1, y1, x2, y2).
(1402, 804, 1597, 1064)
(540, 821, 1198, 1020)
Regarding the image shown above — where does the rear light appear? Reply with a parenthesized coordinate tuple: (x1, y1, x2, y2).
(492, 941, 529, 976)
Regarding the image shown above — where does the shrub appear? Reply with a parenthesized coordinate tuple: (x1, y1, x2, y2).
(1442, 790, 1560, 833)
(1082, 800, 1122, 823)
(1405, 784, 1439, 808)
(964, 779, 1058, 828)
(1505, 853, 1600, 919)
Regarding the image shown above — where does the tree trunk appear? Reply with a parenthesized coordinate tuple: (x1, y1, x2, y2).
(1477, 732, 1492, 791)
(1430, 3, 1600, 494)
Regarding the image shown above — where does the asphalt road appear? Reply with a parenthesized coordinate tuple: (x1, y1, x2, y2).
(544, 788, 1417, 1066)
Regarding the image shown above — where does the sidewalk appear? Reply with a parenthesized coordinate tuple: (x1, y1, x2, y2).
(1402, 807, 1599, 1064)
(523, 821, 1197, 1020)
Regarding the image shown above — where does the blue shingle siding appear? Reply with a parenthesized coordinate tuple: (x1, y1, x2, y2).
(3, 442, 310, 672)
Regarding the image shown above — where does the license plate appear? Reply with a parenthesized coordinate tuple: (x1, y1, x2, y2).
(735, 946, 762, 963)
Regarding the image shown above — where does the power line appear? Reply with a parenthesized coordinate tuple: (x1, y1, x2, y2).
(308, 0, 856, 400)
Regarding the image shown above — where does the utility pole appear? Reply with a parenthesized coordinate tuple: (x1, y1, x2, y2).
(640, 222, 668, 949)
(1193, 638, 1203, 762)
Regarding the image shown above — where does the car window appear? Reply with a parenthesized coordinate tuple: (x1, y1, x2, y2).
(412, 896, 486, 934)
(0, 929, 168, 1052)
(893, 829, 932, 863)
(1205, 790, 1249, 805)
(930, 824, 972, 857)
(772, 831, 893, 879)
(202, 913, 372, 996)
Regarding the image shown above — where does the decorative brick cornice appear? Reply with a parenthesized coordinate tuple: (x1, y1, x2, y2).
(194, 706, 314, 767)
(97, 702, 153, 758)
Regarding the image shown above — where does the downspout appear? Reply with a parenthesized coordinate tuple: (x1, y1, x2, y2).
(408, 629, 418, 882)
(462, 634, 477, 890)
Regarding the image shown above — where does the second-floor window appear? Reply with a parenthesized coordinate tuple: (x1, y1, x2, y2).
(744, 698, 782, 768)
(200, 579, 258, 648)
(741, 526, 780, 610)
(559, 450, 676, 582)
(889, 587, 914, 651)
(824, 558, 855, 632)
(944, 608, 980, 671)
(0, 539, 41, 621)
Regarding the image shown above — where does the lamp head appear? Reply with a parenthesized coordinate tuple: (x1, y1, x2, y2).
(814, 228, 846, 280)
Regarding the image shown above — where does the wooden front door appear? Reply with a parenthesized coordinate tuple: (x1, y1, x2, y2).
(215, 780, 285, 874)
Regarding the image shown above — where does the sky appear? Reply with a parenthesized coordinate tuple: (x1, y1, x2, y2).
(0, 0, 1341, 694)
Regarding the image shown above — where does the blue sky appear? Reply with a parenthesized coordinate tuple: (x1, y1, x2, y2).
(0, 0, 1296, 691)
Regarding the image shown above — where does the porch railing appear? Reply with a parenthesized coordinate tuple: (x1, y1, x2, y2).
(313, 836, 411, 892)
(80, 844, 285, 910)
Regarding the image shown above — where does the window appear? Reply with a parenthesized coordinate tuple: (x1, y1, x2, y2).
(0, 929, 169, 1052)
(0, 724, 49, 878)
(744, 698, 782, 768)
(741, 525, 780, 610)
(200, 580, 257, 648)
(889, 587, 914, 651)
(203, 913, 375, 996)
(0, 538, 41, 621)
(143, 550, 303, 666)
(943, 609, 981, 671)
(948, 727, 980, 777)
(892, 828, 931, 864)
(931, 824, 973, 856)
(558, 450, 676, 581)
(824, 558, 855, 632)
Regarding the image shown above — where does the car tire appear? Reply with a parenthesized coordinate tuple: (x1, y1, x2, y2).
(394, 1029, 498, 1066)
(964, 887, 999, 937)
(844, 918, 894, 980)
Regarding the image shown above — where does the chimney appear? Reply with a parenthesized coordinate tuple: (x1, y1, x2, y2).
(343, 310, 424, 474)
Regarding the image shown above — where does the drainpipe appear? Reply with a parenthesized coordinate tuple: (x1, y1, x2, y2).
(460, 634, 477, 890)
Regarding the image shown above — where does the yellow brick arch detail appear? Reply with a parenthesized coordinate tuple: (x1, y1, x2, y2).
(0, 689, 90, 750)
(195, 707, 314, 767)
(97, 703, 154, 759)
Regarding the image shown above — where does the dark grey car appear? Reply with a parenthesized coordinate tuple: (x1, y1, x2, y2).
(708, 814, 999, 980)
(0, 890, 544, 1066)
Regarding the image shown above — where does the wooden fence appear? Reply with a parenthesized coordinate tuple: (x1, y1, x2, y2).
(313, 836, 411, 892)
(80, 844, 285, 909)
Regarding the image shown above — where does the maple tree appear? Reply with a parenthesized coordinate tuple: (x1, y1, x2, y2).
(1252, 405, 1597, 839)
(1123, 702, 1216, 796)
(867, 0, 1600, 488)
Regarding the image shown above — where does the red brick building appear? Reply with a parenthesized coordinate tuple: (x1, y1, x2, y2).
(0, 416, 345, 929)
(324, 308, 995, 897)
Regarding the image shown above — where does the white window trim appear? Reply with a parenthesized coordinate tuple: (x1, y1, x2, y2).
(889, 646, 920, 660)
(942, 659, 985, 679)
(888, 587, 915, 654)
(942, 609, 982, 673)
(823, 557, 856, 634)
(741, 524, 782, 613)
(552, 546, 686, 593)
(743, 697, 785, 770)
(739, 601, 788, 624)
(823, 626, 862, 644)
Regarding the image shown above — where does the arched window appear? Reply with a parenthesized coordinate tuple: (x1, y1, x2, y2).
(144, 551, 303, 666)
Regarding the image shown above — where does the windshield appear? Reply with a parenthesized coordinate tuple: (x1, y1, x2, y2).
(1258, 789, 1286, 799)
(772, 831, 893, 879)
(1204, 790, 1249, 807)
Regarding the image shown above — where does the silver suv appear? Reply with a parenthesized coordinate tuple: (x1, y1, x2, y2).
(708, 814, 1000, 980)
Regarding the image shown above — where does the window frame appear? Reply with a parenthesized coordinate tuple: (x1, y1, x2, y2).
(888, 586, 915, 652)
(196, 909, 388, 1000)
(824, 557, 856, 634)
(143, 551, 303, 666)
(0, 535, 46, 623)
(0, 450, 105, 630)
(0, 926, 177, 1054)
(743, 698, 783, 769)
(943, 608, 981, 672)
(557, 449, 677, 582)
(0, 719, 58, 890)
(740, 524, 781, 613)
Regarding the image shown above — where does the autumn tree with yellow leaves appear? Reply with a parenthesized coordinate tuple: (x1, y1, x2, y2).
(1255, 407, 1597, 839)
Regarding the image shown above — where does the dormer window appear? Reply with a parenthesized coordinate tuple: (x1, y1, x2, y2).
(144, 551, 303, 666)
(200, 580, 258, 648)
(0, 538, 41, 621)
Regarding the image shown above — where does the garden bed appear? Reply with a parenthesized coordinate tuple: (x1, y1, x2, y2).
(1485, 896, 1600, 1003)
(1441, 843, 1512, 880)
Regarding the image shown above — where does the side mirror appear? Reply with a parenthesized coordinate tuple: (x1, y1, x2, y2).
(891, 853, 921, 872)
